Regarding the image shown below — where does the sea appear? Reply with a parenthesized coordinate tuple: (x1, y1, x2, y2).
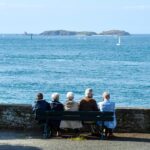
(0, 34, 149, 108)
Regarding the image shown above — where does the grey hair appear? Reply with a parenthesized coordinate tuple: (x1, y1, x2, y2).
(51, 93, 59, 101)
(102, 91, 110, 98)
(66, 92, 74, 99)
(85, 88, 93, 97)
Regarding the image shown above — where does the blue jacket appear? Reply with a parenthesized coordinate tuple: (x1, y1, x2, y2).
(98, 100, 117, 129)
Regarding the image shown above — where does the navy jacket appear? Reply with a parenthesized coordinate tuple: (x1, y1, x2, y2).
(50, 100, 64, 129)
(32, 99, 51, 113)
(50, 100, 64, 111)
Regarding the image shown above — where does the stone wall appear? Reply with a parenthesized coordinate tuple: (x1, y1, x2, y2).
(116, 107, 150, 132)
(0, 104, 149, 133)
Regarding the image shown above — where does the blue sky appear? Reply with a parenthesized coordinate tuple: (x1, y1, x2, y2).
(0, 0, 150, 34)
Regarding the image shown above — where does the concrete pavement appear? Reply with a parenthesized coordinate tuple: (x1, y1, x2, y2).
(0, 130, 150, 150)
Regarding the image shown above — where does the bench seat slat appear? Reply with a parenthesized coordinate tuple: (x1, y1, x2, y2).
(36, 111, 114, 121)
(37, 116, 113, 121)
(37, 111, 113, 116)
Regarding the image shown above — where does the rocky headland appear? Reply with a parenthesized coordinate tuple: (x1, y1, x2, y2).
(40, 29, 130, 36)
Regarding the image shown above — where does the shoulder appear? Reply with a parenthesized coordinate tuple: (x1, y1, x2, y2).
(43, 100, 50, 104)
(91, 99, 98, 106)
(32, 101, 38, 108)
(79, 98, 85, 103)
(33, 101, 38, 105)
(50, 101, 55, 107)
(91, 98, 97, 103)
(58, 101, 64, 105)
(44, 99, 49, 103)
(56, 101, 64, 108)
(98, 101, 105, 107)
(110, 101, 115, 106)
(80, 98, 85, 101)
(98, 101, 104, 105)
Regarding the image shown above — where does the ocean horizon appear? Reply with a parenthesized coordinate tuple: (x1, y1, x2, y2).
(0, 34, 149, 108)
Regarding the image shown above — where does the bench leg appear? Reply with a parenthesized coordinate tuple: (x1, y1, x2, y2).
(101, 127, 113, 140)
(101, 127, 106, 140)
(90, 124, 96, 134)
(96, 125, 105, 140)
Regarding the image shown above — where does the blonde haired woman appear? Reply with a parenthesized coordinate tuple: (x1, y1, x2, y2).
(60, 92, 82, 133)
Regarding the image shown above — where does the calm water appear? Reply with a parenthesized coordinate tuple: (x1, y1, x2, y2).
(0, 34, 149, 107)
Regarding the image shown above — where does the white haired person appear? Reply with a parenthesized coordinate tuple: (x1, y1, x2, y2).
(79, 88, 99, 135)
(60, 92, 82, 135)
(50, 93, 64, 136)
(79, 88, 99, 111)
(98, 91, 116, 137)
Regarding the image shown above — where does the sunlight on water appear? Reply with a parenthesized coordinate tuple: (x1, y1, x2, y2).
(0, 35, 149, 107)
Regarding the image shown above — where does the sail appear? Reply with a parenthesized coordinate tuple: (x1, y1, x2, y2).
(116, 36, 121, 46)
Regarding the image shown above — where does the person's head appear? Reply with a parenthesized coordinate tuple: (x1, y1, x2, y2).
(102, 91, 110, 100)
(36, 93, 43, 101)
(66, 92, 74, 101)
(51, 93, 59, 101)
(85, 88, 93, 98)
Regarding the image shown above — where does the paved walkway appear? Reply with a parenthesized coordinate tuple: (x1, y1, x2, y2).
(0, 130, 150, 150)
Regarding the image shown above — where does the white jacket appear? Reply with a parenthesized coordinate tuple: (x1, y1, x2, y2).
(60, 101, 83, 129)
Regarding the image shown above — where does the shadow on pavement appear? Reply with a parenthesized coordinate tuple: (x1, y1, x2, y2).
(0, 144, 41, 150)
(0, 130, 150, 143)
(109, 135, 150, 143)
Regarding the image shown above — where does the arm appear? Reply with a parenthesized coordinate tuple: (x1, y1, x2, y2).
(61, 104, 64, 111)
(98, 102, 104, 112)
(93, 101, 99, 111)
(79, 100, 83, 111)
(47, 102, 51, 110)
(32, 101, 37, 113)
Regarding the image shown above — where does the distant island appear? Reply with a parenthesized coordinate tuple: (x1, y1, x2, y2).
(99, 30, 130, 36)
(40, 30, 97, 36)
(40, 29, 130, 36)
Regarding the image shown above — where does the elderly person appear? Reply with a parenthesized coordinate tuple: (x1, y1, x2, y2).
(32, 93, 51, 138)
(50, 93, 64, 136)
(79, 88, 99, 135)
(98, 91, 116, 137)
(32, 93, 51, 120)
(60, 92, 82, 134)
(79, 88, 99, 111)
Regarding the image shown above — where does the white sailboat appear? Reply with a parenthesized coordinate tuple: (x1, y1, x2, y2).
(116, 36, 121, 46)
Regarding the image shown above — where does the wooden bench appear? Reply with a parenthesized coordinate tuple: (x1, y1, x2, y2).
(35, 110, 114, 139)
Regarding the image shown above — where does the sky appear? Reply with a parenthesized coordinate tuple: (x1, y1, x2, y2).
(0, 0, 150, 34)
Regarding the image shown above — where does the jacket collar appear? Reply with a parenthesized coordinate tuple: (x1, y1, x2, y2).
(103, 99, 109, 102)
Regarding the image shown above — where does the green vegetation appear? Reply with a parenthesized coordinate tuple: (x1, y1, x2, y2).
(40, 29, 130, 36)
(99, 30, 130, 36)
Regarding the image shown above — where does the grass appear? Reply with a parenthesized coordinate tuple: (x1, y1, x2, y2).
(69, 136, 86, 141)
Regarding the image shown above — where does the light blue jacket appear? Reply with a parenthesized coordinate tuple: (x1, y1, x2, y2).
(98, 100, 117, 129)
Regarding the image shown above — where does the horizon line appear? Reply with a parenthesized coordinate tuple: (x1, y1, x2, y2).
(0, 33, 150, 35)
(0, 29, 149, 35)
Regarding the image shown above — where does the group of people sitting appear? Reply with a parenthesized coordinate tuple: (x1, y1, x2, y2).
(32, 88, 116, 138)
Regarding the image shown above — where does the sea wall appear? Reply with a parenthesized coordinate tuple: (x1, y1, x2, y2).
(0, 104, 149, 133)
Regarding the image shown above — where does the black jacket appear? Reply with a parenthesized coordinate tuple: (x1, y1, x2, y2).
(50, 100, 64, 111)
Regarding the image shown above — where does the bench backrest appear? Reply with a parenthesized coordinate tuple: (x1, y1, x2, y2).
(35, 110, 114, 121)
